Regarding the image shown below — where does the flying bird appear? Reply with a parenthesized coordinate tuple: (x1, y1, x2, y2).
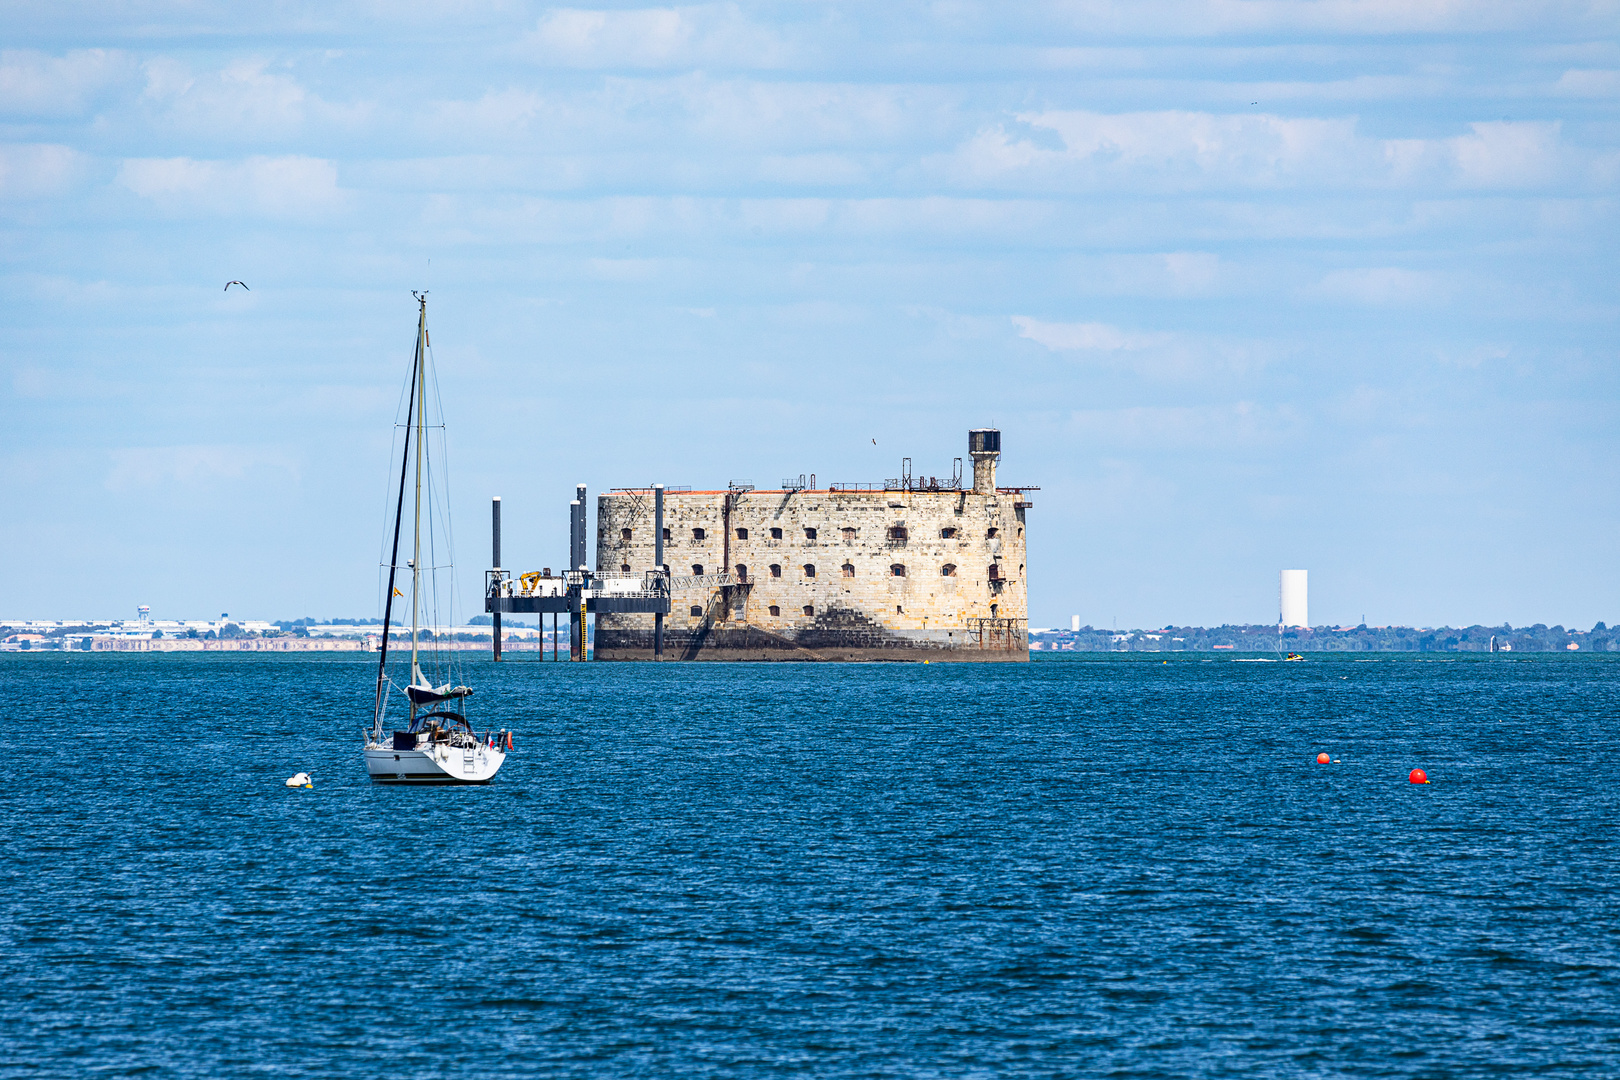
(224, 280, 249, 291)
(872, 438, 877, 445)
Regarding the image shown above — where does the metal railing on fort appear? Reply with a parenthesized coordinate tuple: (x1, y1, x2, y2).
(666, 571, 736, 590)
(589, 570, 670, 599)
(883, 476, 964, 492)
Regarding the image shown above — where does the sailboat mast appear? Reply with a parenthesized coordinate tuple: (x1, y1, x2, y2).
(371, 296, 422, 741)
(410, 294, 427, 681)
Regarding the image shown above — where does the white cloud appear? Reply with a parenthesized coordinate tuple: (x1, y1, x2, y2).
(138, 58, 365, 140)
(946, 110, 1595, 193)
(1445, 121, 1566, 187)
(0, 143, 86, 199)
(524, 5, 793, 69)
(1433, 343, 1512, 369)
(1014, 316, 1169, 352)
(104, 444, 299, 493)
(1307, 267, 1443, 304)
(426, 88, 546, 143)
(1013, 316, 1272, 380)
(1044, 0, 1594, 36)
(0, 48, 135, 118)
(117, 155, 344, 218)
(586, 256, 662, 280)
(1555, 69, 1620, 96)
(757, 152, 869, 186)
(1064, 402, 1300, 451)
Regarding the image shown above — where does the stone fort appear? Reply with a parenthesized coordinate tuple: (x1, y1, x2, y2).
(593, 429, 1031, 661)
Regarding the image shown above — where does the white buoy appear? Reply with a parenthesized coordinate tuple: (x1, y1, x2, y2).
(285, 772, 312, 788)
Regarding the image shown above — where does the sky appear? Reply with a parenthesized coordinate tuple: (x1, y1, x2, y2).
(2, 0, 1617, 630)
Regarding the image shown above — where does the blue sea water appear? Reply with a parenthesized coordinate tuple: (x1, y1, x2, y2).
(3, 652, 1619, 1078)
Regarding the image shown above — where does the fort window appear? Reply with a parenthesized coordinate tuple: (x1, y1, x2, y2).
(620, 528, 632, 541)
(735, 564, 748, 582)
(891, 564, 906, 577)
(662, 527, 671, 541)
(887, 526, 908, 541)
(804, 527, 818, 540)
(841, 527, 857, 541)
(941, 564, 957, 577)
(803, 605, 814, 617)
(986, 527, 998, 539)
(842, 562, 855, 578)
(620, 564, 630, 573)
(692, 564, 704, 576)
(736, 527, 748, 540)
(769, 563, 782, 578)
(941, 527, 957, 539)
(770, 527, 782, 540)
(803, 564, 816, 578)
(693, 527, 706, 540)
(988, 564, 1001, 581)
(690, 605, 703, 617)
(768, 605, 780, 617)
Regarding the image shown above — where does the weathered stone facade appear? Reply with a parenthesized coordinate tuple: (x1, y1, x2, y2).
(593, 436, 1029, 661)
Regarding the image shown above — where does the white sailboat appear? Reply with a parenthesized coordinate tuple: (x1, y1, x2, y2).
(363, 292, 507, 785)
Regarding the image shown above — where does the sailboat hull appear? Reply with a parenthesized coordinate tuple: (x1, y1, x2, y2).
(363, 743, 506, 785)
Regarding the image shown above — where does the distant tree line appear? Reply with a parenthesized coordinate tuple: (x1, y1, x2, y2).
(1033, 622, 1615, 653)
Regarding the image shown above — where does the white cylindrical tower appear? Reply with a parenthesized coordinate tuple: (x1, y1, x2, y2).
(1070, 615, 1081, 632)
(1279, 569, 1308, 628)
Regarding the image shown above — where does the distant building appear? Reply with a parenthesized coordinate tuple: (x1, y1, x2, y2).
(1280, 569, 1308, 628)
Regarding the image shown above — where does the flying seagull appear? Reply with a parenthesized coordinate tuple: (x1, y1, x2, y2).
(224, 280, 249, 291)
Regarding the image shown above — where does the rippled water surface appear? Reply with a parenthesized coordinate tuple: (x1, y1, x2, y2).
(4, 652, 1620, 1077)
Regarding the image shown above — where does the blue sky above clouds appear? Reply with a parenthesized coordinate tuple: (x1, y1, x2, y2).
(3, 1, 1617, 628)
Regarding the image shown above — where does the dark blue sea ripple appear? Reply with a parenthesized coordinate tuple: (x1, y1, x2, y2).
(3, 653, 1618, 1077)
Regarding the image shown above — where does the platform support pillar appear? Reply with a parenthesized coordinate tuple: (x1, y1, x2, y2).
(491, 496, 503, 662)
(654, 484, 664, 661)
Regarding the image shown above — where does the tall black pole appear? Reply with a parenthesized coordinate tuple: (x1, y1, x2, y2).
(654, 484, 664, 661)
(491, 495, 502, 662)
(576, 483, 589, 660)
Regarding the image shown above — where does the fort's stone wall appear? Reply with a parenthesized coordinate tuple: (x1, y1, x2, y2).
(593, 485, 1028, 661)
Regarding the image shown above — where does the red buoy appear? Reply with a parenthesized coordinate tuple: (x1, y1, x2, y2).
(1317, 752, 1330, 764)
(1409, 768, 1429, 784)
